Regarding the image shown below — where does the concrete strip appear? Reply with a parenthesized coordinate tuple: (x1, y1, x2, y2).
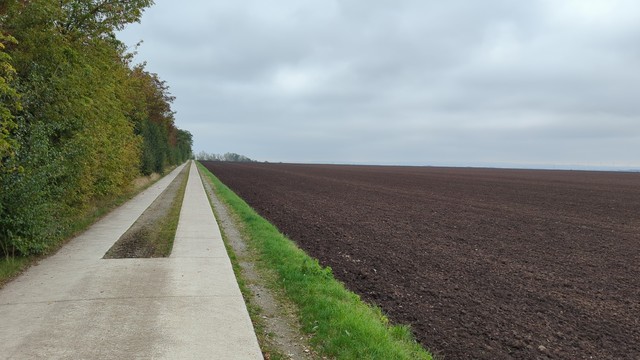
(169, 161, 262, 358)
(54, 165, 185, 261)
(0, 161, 262, 359)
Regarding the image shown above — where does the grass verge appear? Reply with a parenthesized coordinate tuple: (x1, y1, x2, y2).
(217, 220, 289, 359)
(0, 165, 179, 287)
(198, 162, 432, 360)
(201, 168, 292, 360)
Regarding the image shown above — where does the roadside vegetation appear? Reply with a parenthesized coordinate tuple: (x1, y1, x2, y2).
(0, 1, 192, 284)
(151, 167, 188, 256)
(0, 1, 192, 264)
(0, 169, 170, 287)
(198, 162, 432, 360)
(201, 167, 314, 360)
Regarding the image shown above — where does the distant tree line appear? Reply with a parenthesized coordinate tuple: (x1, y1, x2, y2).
(0, 0, 192, 257)
(196, 151, 256, 163)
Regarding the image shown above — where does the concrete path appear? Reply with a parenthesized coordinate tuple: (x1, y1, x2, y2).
(0, 161, 262, 359)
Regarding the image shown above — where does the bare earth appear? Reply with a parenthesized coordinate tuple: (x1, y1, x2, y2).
(202, 162, 640, 360)
(104, 166, 188, 259)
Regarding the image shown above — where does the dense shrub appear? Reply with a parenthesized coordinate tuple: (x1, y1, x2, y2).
(0, 0, 192, 257)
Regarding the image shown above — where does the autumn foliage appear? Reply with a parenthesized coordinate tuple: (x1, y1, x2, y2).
(0, 0, 192, 256)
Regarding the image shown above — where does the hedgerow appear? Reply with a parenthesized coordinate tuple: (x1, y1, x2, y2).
(0, 0, 192, 257)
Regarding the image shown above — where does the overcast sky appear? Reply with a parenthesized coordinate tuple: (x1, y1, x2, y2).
(118, 0, 640, 168)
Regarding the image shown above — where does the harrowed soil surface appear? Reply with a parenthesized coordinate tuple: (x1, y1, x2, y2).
(201, 161, 640, 360)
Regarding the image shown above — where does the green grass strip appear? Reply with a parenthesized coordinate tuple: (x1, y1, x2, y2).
(153, 165, 189, 257)
(197, 162, 432, 360)
(0, 257, 29, 288)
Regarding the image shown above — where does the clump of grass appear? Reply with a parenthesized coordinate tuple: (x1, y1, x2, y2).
(198, 162, 432, 360)
(0, 257, 29, 288)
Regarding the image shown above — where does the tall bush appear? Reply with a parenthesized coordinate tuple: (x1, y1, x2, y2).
(0, 0, 192, 257)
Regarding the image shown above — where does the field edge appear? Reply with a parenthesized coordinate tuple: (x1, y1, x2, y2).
(197, 161, 433, 360)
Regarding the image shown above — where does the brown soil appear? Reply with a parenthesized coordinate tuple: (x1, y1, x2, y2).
(104, 166, 188, 259)
(201, 162, 640, 360)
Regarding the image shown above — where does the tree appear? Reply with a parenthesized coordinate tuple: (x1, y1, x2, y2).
(58, 0, 154, 37)
(0, 33, 20, 177)
(175, 129, 193, 162)
(0, 0, 192, 257)
(0, 0, 174, 257)
(126, 65, 183, 175)
(196, 151, 255, 162)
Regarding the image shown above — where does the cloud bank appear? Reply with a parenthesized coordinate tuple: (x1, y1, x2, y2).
(119, 0, 640, 168)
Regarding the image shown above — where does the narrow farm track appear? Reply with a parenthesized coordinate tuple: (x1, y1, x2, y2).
(0, 162, 261, 359)
(202, 162, 640, 360)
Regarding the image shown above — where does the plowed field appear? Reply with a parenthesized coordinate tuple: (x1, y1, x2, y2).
(201, 162, 640, 360)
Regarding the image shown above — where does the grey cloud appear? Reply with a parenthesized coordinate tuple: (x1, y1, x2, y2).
(119, 0, 640, 168)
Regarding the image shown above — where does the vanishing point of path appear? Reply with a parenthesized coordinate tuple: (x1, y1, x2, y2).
(0, 161, 262, 359)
